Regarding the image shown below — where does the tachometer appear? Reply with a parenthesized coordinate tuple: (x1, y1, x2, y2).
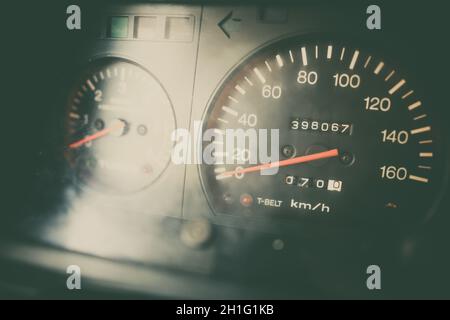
(65, 57, 175, 193)
(200, 37, 446, 228)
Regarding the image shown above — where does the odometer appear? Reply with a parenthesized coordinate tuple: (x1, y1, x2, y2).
(200, 37, 446, 228)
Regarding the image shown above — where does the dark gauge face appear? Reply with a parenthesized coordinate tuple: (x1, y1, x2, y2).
(65, 57, 175, 193)
(200, 37, 446, 229)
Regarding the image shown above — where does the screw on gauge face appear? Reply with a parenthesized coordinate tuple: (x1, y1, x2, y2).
(339, 151, 355, 166)
(223, 193, 234, 205)
(94, 119, 105, 131)
(272, 239, 285, 251)
(281, 145, 296, 158)
(137, 124, 148, 136)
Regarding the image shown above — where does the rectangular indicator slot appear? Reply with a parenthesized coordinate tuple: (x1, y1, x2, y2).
(108, 16, 129, 38)
(134, 16, 158, 40)
(165, 16, 194, 41)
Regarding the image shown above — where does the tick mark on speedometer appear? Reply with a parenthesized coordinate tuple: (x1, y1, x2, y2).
(419, 152, 433, 158)
(253, 67, 266, 83)
(265, 61, 272, 72)
(235, 85, 246, 95)
(276, 54, 284, 67)
(413, 114, 428, 121)
(228, 96, 239, 103)
(364, 56, 372, 68)
(385, 70, 396, 82)
(409, 175, 429, 183)
(327, 45, 333, 60)
(349, 50, 359, 70)
(402, 90, 414, 99)
(411, 126, 431, 135)
(408, 101, 422, 111)
(389, 79, 406, 95)
(374, 61, 384, 74)
(301, 47, 308, 66)
(222, 106, 238, 117)
(339, 47, 346, 61)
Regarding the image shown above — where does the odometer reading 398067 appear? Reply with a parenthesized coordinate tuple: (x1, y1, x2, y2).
(200, 37, 445, 227)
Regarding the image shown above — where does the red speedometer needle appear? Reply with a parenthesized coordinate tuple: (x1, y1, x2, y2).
(68, 120, 125, 149)
(221, 148, 339, 177)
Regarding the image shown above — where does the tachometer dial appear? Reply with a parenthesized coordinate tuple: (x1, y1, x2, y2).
(200, 37, 446, 228)
(65, 57, 175, 193)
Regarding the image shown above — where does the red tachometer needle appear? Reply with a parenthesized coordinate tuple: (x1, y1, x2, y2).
(221, 148, 339, 177)
(68, 120, 125, 149)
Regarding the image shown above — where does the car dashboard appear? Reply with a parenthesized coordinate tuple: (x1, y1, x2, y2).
(1, 0, 450, 299)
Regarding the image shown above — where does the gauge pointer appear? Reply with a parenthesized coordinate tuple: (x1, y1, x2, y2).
(220, 148, 339, 177)
(68, 120, 125, 149)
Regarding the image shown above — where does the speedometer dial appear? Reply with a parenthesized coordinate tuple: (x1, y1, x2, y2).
(200, 37, 446, 228)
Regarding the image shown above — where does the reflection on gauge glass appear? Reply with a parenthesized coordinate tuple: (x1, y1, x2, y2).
(65, 57, 175, 193)
(200, 37, 446, 228)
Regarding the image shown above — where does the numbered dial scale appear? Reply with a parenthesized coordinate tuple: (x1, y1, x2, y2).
(65, 57, 176, 193)
(200, 37, 446, 227)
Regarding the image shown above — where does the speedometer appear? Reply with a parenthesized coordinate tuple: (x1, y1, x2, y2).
(200, 36, 446, 228)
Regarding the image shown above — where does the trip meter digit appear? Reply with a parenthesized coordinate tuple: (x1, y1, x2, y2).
(200, 37, 446, 227)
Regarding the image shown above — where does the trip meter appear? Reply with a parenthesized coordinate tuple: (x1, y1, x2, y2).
(200, 36, 446, 228)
